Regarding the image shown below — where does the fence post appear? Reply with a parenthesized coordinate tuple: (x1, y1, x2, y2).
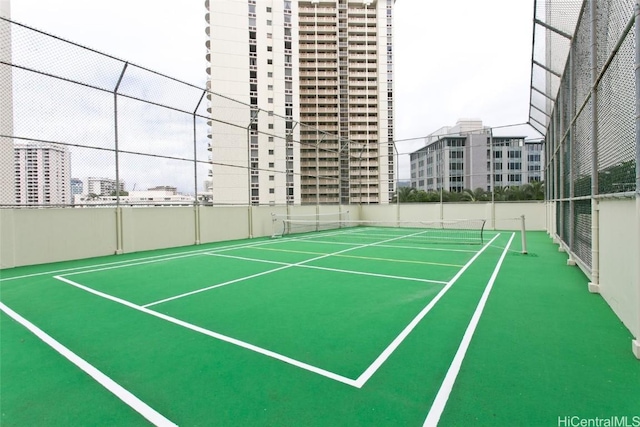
(588, 0, 600, 292)
(193, 90, 207, 245)
(633, 0, 640, 359)
(568, 48, 575, 265)
(113, 63, 128, 255)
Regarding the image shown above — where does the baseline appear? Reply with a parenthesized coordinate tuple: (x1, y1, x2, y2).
(251, 247, 465, 268)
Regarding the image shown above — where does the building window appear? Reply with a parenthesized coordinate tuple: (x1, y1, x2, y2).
(508, 162, 521, 170)
(269, 188, 275, 194)
(269, 149, 274, 155)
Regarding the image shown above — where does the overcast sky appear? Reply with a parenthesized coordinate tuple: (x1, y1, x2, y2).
(6, 0, 538, 183)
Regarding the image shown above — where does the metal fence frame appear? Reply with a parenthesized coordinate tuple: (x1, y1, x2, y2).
(531, 0, 639, 356)
(1, 17, 393, 210)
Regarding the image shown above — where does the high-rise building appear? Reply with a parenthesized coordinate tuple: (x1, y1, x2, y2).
(204, 0, 394, 205)
(14, 143, 71, 205)
(410, 120, 544, 193)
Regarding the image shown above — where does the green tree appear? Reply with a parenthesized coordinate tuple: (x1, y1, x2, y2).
(397, 187, 416, 203)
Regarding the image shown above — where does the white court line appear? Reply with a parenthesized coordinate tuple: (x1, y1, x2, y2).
(423, 233, 515, 427)
(50, 230, 502, 391)
(141, 229, 434, 308)
(142, 264, 293, 308)
(52, 276, 360, 388)
(352, 233, 501, 388)
(0, 302, 177, 427)
(253, 247, 464, 267)
(280, 239, 478, 254)
(374, 243, 478, 253)
(204, 252, 448, 285)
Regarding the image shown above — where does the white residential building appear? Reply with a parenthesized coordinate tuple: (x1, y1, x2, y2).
(14, 143, 71, 205)
(85, 177, 124, 196)
(204, 0, 395, 205)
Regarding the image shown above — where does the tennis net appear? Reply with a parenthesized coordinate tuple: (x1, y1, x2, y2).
(272, 218, 487, 245)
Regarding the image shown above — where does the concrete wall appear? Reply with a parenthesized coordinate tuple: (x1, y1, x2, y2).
(0, 208, 117, 269)
(121, 207, 196, 254)
(597, 199, 639, 338)
(0, 202, 546, 269)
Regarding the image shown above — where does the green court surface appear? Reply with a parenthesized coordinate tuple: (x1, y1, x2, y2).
(1, 229, 638, 426)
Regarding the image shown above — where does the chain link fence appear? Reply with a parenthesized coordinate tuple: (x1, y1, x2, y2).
(1, 17, 387, 208)
(531, 0, 638, 273)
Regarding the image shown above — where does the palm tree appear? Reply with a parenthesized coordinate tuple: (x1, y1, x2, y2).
(529, 180, 545, 200)
(492, 186, 507, 201)
(462, 188, 488, 202)
(397, 186, 416, 203)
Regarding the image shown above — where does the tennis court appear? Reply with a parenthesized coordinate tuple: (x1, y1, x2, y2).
(1, 225, 638, 426)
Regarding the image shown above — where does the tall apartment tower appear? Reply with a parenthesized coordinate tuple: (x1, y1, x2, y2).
(14, 143, 71, 205)
(205, 0, 301, 205)
(205, 0, 395, 205)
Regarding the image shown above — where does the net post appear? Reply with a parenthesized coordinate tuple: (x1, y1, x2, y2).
(520, 214, 528, 254)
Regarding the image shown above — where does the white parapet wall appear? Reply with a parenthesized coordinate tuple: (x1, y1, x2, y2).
(597, 198, 639, 339)
(0, 208, 118, 269)
(0, 202, 546, 269)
